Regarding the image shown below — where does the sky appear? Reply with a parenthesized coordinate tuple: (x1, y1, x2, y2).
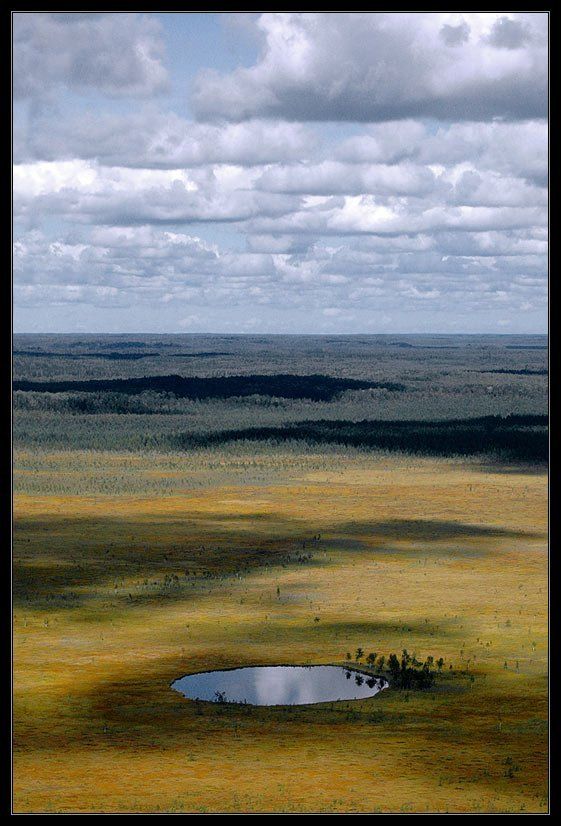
(13, 12, 548, 334)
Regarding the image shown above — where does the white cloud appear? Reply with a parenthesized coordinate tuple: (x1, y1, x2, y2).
(11, 13, 548, 332)
(335, 120, 548, 185)
(13, 225, 546, 326)
(246, 198, 546, 237)
(13, 160, 299, 225)
(16, 110, 318, 167)
(192, 12, 547, 122)
(13, 12, 168, 99)
(256, 161, 441, 197)
(13, 160, 196, 199)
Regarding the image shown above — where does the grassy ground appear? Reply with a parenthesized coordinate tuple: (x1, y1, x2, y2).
(13, 449, 548, 813)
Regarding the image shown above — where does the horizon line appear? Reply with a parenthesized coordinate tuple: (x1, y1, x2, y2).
(12, 331, 549, 337)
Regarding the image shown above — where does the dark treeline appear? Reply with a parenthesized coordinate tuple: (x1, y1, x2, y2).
(478, 369, 548, 376)
(169, 415, 548, 461)
(390, 342, 460, 349)
(505, 345, 548, 350)
(72, 340, 176, 349)
(14, 350, 233, 361)
(13, 351, 159, 361)
(13, 374, 405, 402)
(169, 352, 234, 358)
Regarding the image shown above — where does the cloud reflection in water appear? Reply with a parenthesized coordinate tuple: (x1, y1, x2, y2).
(171, 665, 387, 706)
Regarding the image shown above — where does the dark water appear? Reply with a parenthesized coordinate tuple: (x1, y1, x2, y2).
(171, 665, 387, 706)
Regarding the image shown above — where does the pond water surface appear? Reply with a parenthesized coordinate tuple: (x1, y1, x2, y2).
(171, 665, 387, 706)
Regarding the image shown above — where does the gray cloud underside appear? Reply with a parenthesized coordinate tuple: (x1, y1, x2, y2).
(14, 111, 318, 167)
(192, 13, 547, 122)
(13, 12, 168, 99)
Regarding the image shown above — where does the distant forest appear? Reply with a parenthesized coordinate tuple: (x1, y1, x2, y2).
(13, 335, 548, 463)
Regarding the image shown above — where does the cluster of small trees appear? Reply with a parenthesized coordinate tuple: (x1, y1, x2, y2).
(346, 648, 446, 690)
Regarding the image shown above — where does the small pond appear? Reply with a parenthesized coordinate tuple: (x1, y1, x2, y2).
(171, 665, 388, 706)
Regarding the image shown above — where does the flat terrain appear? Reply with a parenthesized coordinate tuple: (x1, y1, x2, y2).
(13, 334, 548, 812)
(13, 449, 548, 813)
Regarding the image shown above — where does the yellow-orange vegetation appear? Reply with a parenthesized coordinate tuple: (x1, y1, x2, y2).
(13, 450, 547, 813)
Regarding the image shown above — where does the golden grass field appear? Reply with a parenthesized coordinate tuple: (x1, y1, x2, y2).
(13, 448, 548, 813)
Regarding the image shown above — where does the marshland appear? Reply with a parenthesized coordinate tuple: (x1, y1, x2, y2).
(13, 333, 548, 813)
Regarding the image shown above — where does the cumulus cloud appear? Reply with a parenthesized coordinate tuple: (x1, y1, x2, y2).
(13, 160, 300, 225)
(246, 198, 546, 238)
(13, 12, 168, 99)
(13, 225, 546, 329)
(335, 120, 548, 186)
(14, 115, 547, 231)
(15, 110, 318, 167)
(255, 161, 442, 197)
(192, 12, 547, 122)
(12, 12, 548, 332)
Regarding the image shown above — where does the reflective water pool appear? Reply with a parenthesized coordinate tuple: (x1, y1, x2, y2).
(171, 665, 388, 706)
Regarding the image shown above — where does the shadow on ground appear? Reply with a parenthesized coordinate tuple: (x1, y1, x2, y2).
(13, 510, 542, 611)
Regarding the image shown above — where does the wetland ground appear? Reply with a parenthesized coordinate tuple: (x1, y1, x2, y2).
(12, 334, 548, 813)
